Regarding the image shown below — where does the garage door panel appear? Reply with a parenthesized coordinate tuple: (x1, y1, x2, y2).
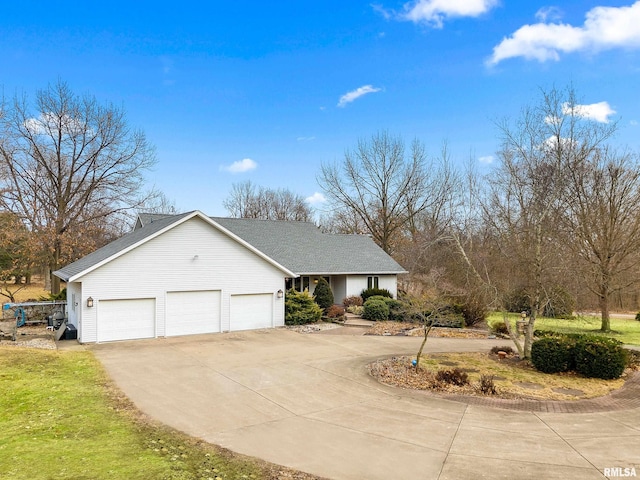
(231, 294, 272, 331)
(98, 298, 155, 342)
(166, 290, 221, 337)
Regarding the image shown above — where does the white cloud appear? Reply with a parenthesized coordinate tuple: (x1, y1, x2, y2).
(296, 136, 316, 142)
(371, 3, 392, 20)
(400, 0, 498, 28)
(488, 1, 640, 65)
(630, 120, 639, 126)
(535, 6, 563, 23)
(305, 192, 327, 205)
(562, 101, 616, 123)
(478, 155, 494, 164)
(220, 158, 257, 173)
(25, 113, 87, 136)
(337, 85, 382, 107)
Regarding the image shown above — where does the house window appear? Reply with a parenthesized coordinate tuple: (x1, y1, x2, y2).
(367, 276, 379, 289)
(293, 276, 311, 292)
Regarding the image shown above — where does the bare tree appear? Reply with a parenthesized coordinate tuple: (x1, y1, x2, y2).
(449, 87, 616, 358)
(487, 87, 616, 357)
(138, 191, 178, 215)
(223, 180, 313, 221)
(563, 148, 640, 331)
(0, 80, 156, 293)
(318, 131, 454, 254)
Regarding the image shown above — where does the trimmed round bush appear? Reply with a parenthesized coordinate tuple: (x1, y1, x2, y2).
(531, 337, 575, 374)
(361, 287, 392, 302)
(313, 278, 334, 311)
(362, 298, 389, 321)
(285, 289, 322, 325)
(574, 337, 628, 380)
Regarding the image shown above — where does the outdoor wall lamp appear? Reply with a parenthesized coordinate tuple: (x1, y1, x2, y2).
(87, 297, 94, 308)
(277, 289, 284, 299)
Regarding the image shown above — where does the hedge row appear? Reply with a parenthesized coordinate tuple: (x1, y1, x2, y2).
(531, 334, 628, 379)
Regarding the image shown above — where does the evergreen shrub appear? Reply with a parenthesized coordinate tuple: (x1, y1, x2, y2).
(285, 289, 322, 325)
(360, 288, 392, 302)
(574, 337, 628, 380)
(312, 278, 334, 311)
(362, 298, 389, 321)
(531, 337, 575, 374)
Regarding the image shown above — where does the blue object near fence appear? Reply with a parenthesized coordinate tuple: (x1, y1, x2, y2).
(15, 308, 26, 327)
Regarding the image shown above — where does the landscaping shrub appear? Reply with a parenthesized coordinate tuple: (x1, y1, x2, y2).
(490, 346, 515, 355)
(531, 337, 576, 374)
(343, 295, 363, 308)
(285, 289, 322, 325)
(636, 311, 640, 321)
(435, 368, 469, 386)
(360, 287, 392, 302)
(313, 278, 334, 311)
(410, 302, 464, 328)
(362, 298, 389, 321)
(489, 319, 509, 336)
(478, 375, 497, 395)
(533, 329, 556, 338)
(431, 316, 464, 328)
(384, 298, 407, 322)
(574, 337, 628, 380)
(346, 305, 364, 315)
(325, 304, 345, 319)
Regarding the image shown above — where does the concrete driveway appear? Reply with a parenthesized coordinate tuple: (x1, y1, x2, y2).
(90, 328, 640, 480)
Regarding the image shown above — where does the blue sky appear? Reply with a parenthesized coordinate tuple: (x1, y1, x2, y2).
(2, 1, 640, 216)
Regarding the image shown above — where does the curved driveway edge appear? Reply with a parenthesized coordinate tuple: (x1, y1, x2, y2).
(91, 328, 640, 480)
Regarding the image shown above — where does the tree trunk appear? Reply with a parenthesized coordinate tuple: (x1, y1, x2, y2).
(599, 287, 611, 332)
(44, 265, 51, 291)
(523, 316, 536, 360)
(415, 323, 433, 370)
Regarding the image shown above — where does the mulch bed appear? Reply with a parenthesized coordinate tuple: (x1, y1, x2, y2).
(369, 355, 494, 396)
(366, 321, 490, 339)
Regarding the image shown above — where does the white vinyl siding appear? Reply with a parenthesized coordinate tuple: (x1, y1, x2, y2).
(73, 217, 285, 343)
(166, 290, 221, 336)
(230, 293, 273, 331)
(97, 298, 155, 342)
(345, 275, 398, 299)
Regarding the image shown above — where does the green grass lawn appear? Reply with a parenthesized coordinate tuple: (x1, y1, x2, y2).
(488, 312, 640, 346)
(0, 347, 276, 480)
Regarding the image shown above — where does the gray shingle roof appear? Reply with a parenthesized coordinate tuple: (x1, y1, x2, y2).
(54, 212, 406, 281)
(212, 217, 405, 275)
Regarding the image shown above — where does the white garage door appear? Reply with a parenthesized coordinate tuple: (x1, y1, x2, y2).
(98, 298, 155, 342)
(230, 293, 273, 331)
(166, 290, 221, 337)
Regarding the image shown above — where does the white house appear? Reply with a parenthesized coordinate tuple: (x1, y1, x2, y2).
(54, 211, 406, 343)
